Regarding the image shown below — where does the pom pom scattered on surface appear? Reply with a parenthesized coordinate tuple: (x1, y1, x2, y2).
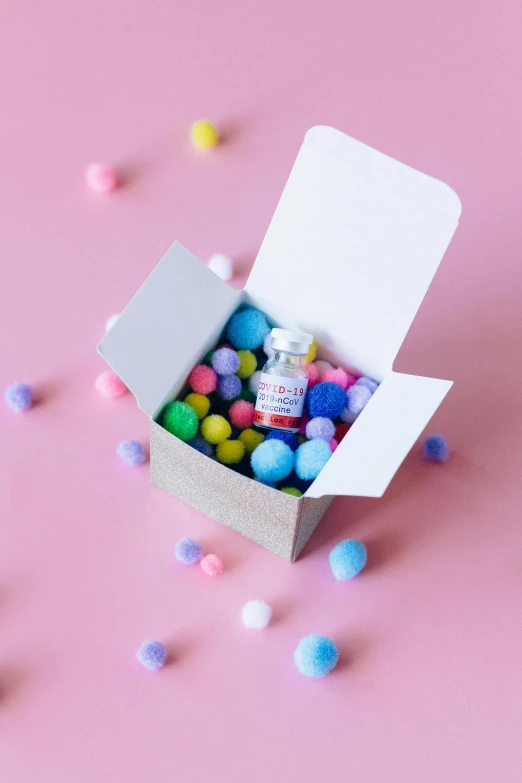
(85, 163, 117, 193)
(229, 400, 255, 429)
(303, 340, 317, 364)
(136, 640, 167, 671)
(163, 401, 199, 441)
(242, 599, 272, 630)
(105, 313, 120, 331)
(4, 382, 34, 412)
(423, 434, 450, 462)
(188, 365, 217, 395)
(307, 382, 347, 419)
(188, 435, 213, 457)
(227, 307, 270, 350)
(190, 119, 219, 149)
(249, 370, 262, 395)
(306, 417, 335, 442)
(314, 360, 333, 375)
(265, 429, 299, 450)
(329, 438, 338, 452)
(295, 439, 332, 480)
(208, 253, 233, 281)
(238, 428, 264, 453)
(263, 332, 275, 359)
(184, 392, 210, 420)
(329, 539, 367, 580)
(251, 440, 294, 483)
(175, 538, 203, 565)
(294, 634, 339, 678)
(320, 367, 354, 390)
(212, 347, 240, 375)
(200, 554, 223, 576)
(281, 487, 303, 497)
(236, 350, 257, 379)
(216, 439, 245, 464)
(201, 414, 232, 444)
(117, 439, 146, 466)
(305, 363, 320, 387)
(355, 376, 379, 394)
(94, 370, 127, 399)
(216, 373, 241, 400)
(346, 384, 372, 417)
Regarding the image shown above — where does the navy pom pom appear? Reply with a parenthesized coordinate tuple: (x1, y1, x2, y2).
(265, 429, 299, 450)
(423, 433, 449, 462)
(307, 382, 347, 419)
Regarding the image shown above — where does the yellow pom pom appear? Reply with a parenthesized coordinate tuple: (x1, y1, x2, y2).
(201, 414, 231, 444)
(238, 428, 265, 454)
(190, 120, 219, 149)
(303, 340, 317, 364)
(280, 487, 303, 497)
(236, 350, 257, 380)
(185, 392, 210, 420)
(216, 439, 245, 465)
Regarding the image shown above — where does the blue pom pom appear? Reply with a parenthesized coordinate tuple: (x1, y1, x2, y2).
(254, 476, 277, 488)
(175, 538, 203, 565)
(212, 347, 240, 375)
(4, 382, 33, 412)
(294, 634, 339, 678)
(355, 376, 379, 394)
(227, 307, 270, 350)
(423, 433, 449, 462)
(117, 439, 146, 466)
(295, 440, 332, 481)
(216, 373, 241, 400)
(188, 435, 213, 457)
(346, 384, 372, 416)
(251, 440, 294, 483)
(136, 640, 167, 671)
(329, 539, 367, 580)
(307, 382, 347, 419)
(265, 429, 298, 450)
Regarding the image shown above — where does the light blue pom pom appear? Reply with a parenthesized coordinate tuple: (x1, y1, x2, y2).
(250, 439, 294, 483)
(295, 439, 332, 481)
(117, 439, 146, 466)
(355, 376, 379, 394)
(226, 307, 270, 350)
(329, 539, 367, 580)
(294, 634, 339, 678)
(4, 382, 33, 412)
(424, 433, 449, 462)
(175, 538, 203, 565)
(136, 640, 167, 671)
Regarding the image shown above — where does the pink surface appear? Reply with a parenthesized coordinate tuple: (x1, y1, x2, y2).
(1, 2, 521, 781)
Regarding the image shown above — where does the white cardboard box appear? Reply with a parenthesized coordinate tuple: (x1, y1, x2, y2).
(98, 126, 461, 561)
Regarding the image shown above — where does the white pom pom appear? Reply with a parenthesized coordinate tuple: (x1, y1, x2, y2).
(249, 370, 262, 396)
(263, 332, 275, 359)
(242, 599, 272, 630)
(314, 359, 333, 375)
(208, 253, 233, 282)
(105, 313, 120, 332)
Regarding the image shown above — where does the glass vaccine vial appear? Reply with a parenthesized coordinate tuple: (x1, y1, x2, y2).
(254, 328, 313, 433)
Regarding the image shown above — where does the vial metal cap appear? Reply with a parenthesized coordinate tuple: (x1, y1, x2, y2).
(270, 328, 313, 356)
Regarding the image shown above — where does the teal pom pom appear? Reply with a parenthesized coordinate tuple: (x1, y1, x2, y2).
(226, 307, 270, 350)
(329, 539, 367, 580)
(250, 439, 294, 483)
(294, 634, 339, 678)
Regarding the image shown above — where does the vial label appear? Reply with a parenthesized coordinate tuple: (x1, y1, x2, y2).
(254, 373, 308, 431)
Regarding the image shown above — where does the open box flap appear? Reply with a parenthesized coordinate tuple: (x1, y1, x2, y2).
(305, 372, 452, 498)
(97, 242, 241, 418)
(246, 126, 461, 380)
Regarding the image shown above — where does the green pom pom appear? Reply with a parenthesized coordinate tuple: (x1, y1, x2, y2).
(163, 401, 198, 441)
(280, 487, 303, 497)
(203, 350, 214, 366)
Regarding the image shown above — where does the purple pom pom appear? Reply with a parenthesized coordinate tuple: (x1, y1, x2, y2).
(117, 439, 146, 466)
(212, 347, 240, 376)
(175, 537, 203, 565)
(423, 434, 449, 462)
(216, 373, 241, 400)
(307, 382, 347, 419)
(346, 384, 372, 416)
(305, 417, 335, 441)
(265, 430, 298, 450)
(355, 376, 379, 394)
(4, 382, 34, 412)
(136, 640, 167, 671)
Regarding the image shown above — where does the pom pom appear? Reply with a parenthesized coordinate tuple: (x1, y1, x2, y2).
(254, 477, 276, 488)
(263, 332, 275, 359)
(303, 340, 317, 364)
(117, 439, 146, 466)
(238, 386, 256, 404)
(320, 367, 355, 390)
(184, 392, 210, 420)
(329, 539, 367, 580)
(216, 439, 245, 464)
(4, 382, 34, 412)
(216, 374, 241, 401)
(346, 384, 372, 416)
(265, 429, 298, 450)
(242, 599, 272, 630)
(163, 401, 198, 441)
(329, 438, 338, 452)
(188, 365, 217, 395)
(208, 253, 233, 281)
(201, 414, 232, 444)
(249, 370, 262, 395)
(236, 350, 257, 379)
(229, 400, 255, 429)
(355, 376, 379, 394)
(298, 411, 311, 434)
(285, 470, 312, 494)
(307, 382, 347, 419)
(335, 423, 350, 442)
(251, 440, 294, 483)
(200, 554, 223, 576)
(188, 435, 213, 457)
(190, 119, 219, 149)
(305, 363, 320, 387)
(280, 487, 302, 497)
(136, 640, 167, 671)
(94, 370, 127, 399)
(423, 434, 449, 462)
(212, 347, 240, 375)
(314, 360, 333, 375)
(175, 538, 203, 565)
(105, 313, 120, 331)
(340, 407, 357, 424)
(227, 307, 270, 350)
(295, 440, 332, 481)
(305, 417, 335, 442)
(85, 163, 117, 194)
(238, 428, 265, 453)
(294, 634, 339, 678)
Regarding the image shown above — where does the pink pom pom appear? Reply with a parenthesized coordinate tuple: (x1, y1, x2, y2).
(188, 365, 217, 395)
(320, 367, 353, 390)
(94, 370, 127, 398)
(305, 363, 320, 387)
(200, 554, 223, 576)
(329, 438, 338, 452)
(85, 163, 117, 193)
(229, 400, 255, 429)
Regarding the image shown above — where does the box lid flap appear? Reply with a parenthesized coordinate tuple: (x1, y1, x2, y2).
(245, 126, 461, 379)
(97, 242, 240, 417)
(305, 372, 452, 498)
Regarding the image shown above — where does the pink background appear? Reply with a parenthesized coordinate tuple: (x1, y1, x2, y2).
(1, 2, 521, 781)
